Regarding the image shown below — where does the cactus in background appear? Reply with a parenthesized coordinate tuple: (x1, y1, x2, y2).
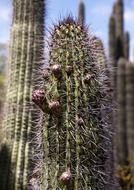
(116, 60, 134, 190)
(1, 0, 45, 189)
(124, 32, 130, 60)
(115, 0, 124, 60)
(115, 0, 124, 38)
(109, 15, 116, 64)
(33, 17, 114, 190)
(116, 58, 128, 167)
(108, 0, 130, 63)
(126, 63, 134, 178)
(78, 0, 85, 26)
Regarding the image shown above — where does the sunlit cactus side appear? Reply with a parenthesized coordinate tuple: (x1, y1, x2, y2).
(78, 0, 85, 26)
(124, 32, 130, 60)
(126, 63, 134, 177)
(33, 17, 113, 190)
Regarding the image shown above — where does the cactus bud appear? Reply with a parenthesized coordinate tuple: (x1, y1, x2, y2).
(32, 90, 50, 113)
(51, 64, 62, 79)
(49, 101, 61, 116)
(59, 168, 72, 186)
(32, 89, 45, 105)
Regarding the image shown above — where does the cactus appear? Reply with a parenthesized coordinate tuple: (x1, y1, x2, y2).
(1, 0, 45, 189)
(108, 0, 130, 63)
(109, 15, 116, 64)
(116, 60, 134, 189)
(124, 32, 130, 60)
(116, 58, 128, 166)
(78, 0, 85, 26)
(126, 63, 134, 177)
(115, 0, 124, 38)
(33, 17, 113, 190)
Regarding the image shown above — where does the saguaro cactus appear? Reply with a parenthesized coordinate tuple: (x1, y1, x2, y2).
(109, 0, 130, 63)
(33, 17, 113, 190)
(126, 63, 134, 177)
(1, 0, 45, 189)
(116, 58, 128, 166)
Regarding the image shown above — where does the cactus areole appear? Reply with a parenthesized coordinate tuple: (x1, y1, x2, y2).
(33, 17, 111, 189)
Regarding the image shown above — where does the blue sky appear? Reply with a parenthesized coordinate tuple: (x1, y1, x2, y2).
(0, 0, 134, 60)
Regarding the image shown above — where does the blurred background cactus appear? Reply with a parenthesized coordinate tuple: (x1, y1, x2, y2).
(108, 0, 134, 189)
(0, 0, 45, 189)
(78, 0, 85, 26)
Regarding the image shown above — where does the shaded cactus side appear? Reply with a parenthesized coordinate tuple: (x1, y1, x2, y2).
(33, 17, 113, 190)
(0, 143, 10, 190)
(78, 0, 85, 26)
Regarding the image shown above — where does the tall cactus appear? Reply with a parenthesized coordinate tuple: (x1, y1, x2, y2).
(116, 58, 128, 166)
(116, 60, 134, 189)
(126, 63, 134, 177)
(1, 0, 45, 189)
(78, 0, 85, 26)
(33, 17, 114, 190)
(115, 0, 124, 38)
(109, 0, 130, 62)
(109, 15, 116, 64)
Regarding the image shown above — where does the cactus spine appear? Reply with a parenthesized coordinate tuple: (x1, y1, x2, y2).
(33, 17, 113, 190)
(78, 0, 85, 26)
(1, 0, 45, 189)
